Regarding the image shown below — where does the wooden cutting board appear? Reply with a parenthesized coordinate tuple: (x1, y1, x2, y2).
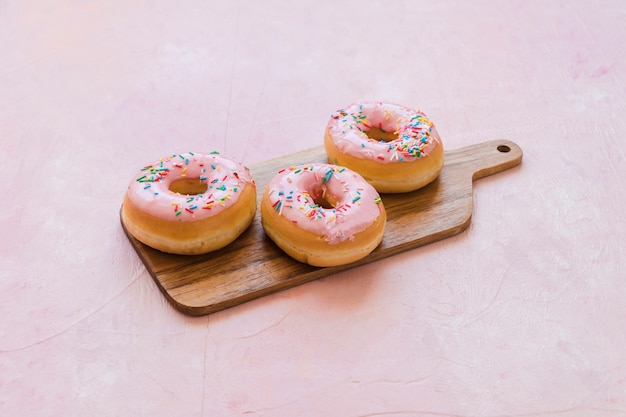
(121, 139, 522, 316)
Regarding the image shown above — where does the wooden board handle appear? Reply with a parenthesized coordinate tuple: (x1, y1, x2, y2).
(446, 139, 523, 181)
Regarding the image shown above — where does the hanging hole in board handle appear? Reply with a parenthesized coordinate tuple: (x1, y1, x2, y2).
(497, 145, 511, 153)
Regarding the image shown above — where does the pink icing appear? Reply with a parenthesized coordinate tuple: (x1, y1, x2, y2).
(265, 163, 384, 244)
(126, 152, 255, 222)
(326, 101, 441, 163)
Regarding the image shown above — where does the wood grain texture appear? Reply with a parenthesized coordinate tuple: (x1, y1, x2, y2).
(121, 139, 523, 315)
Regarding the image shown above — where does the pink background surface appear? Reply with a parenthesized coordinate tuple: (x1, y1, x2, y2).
(2, 1, 625, 416)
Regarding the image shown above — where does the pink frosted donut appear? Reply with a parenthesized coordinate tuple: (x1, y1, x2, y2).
(261, 163, 386, 267)
(121, 152, 256, 255)
(324, 101, 444, 193)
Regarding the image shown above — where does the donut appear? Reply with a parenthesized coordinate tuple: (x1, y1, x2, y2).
(121, 152, 256, 255)
(261, 163, 386, 267)
(324, 101, 444, 193)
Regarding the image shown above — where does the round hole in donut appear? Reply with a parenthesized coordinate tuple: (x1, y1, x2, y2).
(168, 178, 209, 195)
(364, 126, 399, 143)
(311, 186, 339, 209)
(497, 145, 511, 153)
